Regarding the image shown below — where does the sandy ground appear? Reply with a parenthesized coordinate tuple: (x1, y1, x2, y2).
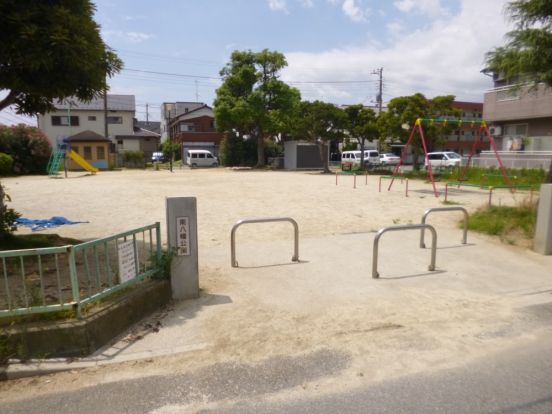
(1, 168, 549, 408)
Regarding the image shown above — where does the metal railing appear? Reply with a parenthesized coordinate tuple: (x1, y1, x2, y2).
(1, 223, 162, 319)
(231, 217, 299, 267)
(372, 224, 437, 279)
(420, 207, 469, 248)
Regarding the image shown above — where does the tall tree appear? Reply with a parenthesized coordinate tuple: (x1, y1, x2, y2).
(0, 0, 122, 114)
(378, 93, 458, 169)
(293, 100, 346, 174)
(214, 49, 300, 167)
(485, 0, 552, 182)
(344, 105, 379, 169)
(0, 0, 122, 238)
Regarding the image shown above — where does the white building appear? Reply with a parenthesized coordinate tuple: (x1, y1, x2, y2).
(38, 95, 135, 148)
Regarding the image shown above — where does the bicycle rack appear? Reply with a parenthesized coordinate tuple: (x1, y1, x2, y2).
(372, 224, 437, 279)
(231, 217, 299, 267)
(420, 207, 469, 248)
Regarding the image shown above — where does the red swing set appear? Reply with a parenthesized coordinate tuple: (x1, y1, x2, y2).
(388, 118, 514, 197)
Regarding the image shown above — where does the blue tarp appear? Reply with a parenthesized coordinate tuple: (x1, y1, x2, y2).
(16, 216, 89, 232)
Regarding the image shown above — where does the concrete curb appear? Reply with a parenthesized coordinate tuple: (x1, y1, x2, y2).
(2, 342, 208, 380)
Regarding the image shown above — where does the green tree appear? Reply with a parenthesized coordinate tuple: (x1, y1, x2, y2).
(0, 0, 123, 114)
(0, 0, 122, 238)
(214, 49, 301, 167)
(485, 0, 552, 182)
(378, 93, 458, 169)
(293, 100, 346, 173)
(344, 105, 379, 169)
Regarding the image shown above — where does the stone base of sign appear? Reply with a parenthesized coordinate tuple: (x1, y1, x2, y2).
(534, 183, 552, 255)
(0, 280, 171, 361)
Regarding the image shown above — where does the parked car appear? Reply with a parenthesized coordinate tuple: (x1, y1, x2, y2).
(424, 151, 462, 169)
(186, 149, 218, 167)
(151, 152, 164, 162)
(363, 150, 380, 167)
(341, 150, 380, 170)
(379, 153, 400, 165)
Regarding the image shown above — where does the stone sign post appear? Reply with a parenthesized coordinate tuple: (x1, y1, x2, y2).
(534, 184, 552, 255)
(166, 196, 199, 299)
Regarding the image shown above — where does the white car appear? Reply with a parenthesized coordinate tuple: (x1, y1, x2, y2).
(379, 153, 400, 165)
(425, 151, 462, 169)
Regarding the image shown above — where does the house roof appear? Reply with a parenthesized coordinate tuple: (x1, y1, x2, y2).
(135, 121, 161, 134)
(67, 130, 111, 142)
(115, 126, 161, 139)
(173, 105, 213, 122)
(54, 95, 135, 112)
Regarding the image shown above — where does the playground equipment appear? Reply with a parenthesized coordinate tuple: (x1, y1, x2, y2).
(420, 207, 469, 248)
(388, 118, 513, 197)
(372, 223, 437, 279)
(231, 217, 300, 267)
(47, 148, 99, 177)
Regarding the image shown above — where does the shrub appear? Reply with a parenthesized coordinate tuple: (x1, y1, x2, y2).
(0, 125, 52, 174)
(123, 150, 145, 168)
(0, 184, 20, 237)
(0, 153, 14, 175)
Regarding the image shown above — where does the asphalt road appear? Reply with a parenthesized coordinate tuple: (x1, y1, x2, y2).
(2, 334, 551, 414)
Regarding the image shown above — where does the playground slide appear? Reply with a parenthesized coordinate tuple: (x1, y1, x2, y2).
(68, 150, 99, 173)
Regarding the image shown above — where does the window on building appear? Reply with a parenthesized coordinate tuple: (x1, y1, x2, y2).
(72, 146, 79, 154)
(107, 116, 123, 124)
(117, 139, 123, 145)
(210, 120, 215, 129)
(504, 123, 528, 136)
(497, 88, 521, 101)
(97, 146, 105, 159)
(51, 116, 79, 126)
(180, 123, 195, 132)
(88, 116, 97, 121)
(84, 146, 92, 160)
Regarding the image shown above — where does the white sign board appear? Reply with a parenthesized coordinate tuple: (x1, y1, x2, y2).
(117, 240, 137, 283)
(176, 216, 190, 256)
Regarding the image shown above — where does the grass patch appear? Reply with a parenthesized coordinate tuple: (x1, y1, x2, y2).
(0, 234, 83, 251)
(468, 201, 536, 245)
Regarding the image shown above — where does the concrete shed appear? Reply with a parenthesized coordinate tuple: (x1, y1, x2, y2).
(284, 141, 327, 170)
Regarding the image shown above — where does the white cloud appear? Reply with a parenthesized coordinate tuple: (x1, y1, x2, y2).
(342, 0, 369, 22)
(268, 0, 289, 13)
(300, 0, 314, 8)
(103, 30, 155, 43)
(393, 0, 449, 18)
(283, 0, 511, 104)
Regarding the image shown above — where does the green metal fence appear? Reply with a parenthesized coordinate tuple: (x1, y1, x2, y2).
(0, 223, 162, 319)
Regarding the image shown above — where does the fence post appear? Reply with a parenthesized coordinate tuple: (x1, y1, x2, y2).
(534, 184, 552, 255)
(68, 246, 82, 319)
(445, 182, 449, 202)
(488, 186, 494, 206)
(354, 174, 356, 189)
(405, 178, 409, 197)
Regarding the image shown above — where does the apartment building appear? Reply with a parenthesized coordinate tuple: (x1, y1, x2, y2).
(483, 75, 552, 152)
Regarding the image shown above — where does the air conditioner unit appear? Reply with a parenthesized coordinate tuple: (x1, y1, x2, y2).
(489, 126, 502, 136)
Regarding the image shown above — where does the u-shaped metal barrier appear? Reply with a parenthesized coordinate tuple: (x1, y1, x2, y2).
(420, 207, 469, 248)
(372, 224, 437, 279)
(231, 217, 299, 267)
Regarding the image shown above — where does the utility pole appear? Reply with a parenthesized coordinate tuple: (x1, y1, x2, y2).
(372, 67, 383, 115)
(167, 110, 173, 173)
(146, 103, 149, 124)
(103, 89, 108, 139)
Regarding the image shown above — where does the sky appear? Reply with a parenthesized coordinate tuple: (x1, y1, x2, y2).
(1, 0, 513, 125)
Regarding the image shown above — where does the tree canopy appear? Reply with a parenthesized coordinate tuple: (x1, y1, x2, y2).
(292, 100, 346, 173)
(378, 93, 458, 168)
(344, 105, 379, 167)
(0, 0, 122, 115)
(214, 49, 300, 167)
(485, 0, 552, 86)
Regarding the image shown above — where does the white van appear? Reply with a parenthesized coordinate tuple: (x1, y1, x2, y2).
(341, 150, 380, 170)
(186, 150, 218, 167)
(425, 152, 462, 169)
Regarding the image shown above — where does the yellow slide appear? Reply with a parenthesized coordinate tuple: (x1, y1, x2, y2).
(68, 150, 99, 173)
